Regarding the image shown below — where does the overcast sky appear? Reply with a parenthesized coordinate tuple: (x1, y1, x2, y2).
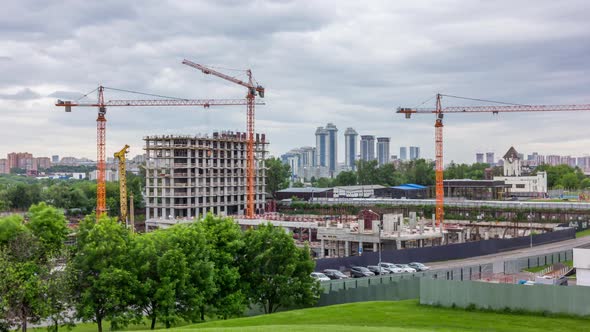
(1, 0, 590, 164)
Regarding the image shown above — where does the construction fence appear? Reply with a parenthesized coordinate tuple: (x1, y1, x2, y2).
(419, 278, 590, 316)
(317, 249, 577, 308)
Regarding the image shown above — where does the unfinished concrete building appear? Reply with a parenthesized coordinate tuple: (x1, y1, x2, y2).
(144, 131, 268, 219)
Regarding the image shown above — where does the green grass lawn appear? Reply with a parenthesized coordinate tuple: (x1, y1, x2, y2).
(577, 229, 590, 238)
(171, 300, 590, 332)
(524, 260, 573, 273)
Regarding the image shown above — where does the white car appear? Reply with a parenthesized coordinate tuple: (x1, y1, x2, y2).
(378, 262, 404, 274)
(395, 264, 417, 273)
(310, 272, 331, 282)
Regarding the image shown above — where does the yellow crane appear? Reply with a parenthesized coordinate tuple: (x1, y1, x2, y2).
(114, 145, 130, 228)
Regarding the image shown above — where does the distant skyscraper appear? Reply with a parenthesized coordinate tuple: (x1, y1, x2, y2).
(486, 152, 495, 165)
(360, 135, 376, 161)
(344, 128, 358, 170)
(300, 146, 316, 167)
(325, 123, 338, 175)
(400, 147, 407, 161)
(52, 155, 59, 164)
(315, 127, 328, 168)
(377, 137, 390, 166)
(409, 146, 420, 160)
(476, 153, 484, 164)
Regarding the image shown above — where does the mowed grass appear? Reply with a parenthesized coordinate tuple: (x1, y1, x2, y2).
(172, 300, 590, 332)
(577, 229, 590, 238)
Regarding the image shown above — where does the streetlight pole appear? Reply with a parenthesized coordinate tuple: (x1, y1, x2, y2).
(378, 220, 383, 267)
(529, 206, 533, 248)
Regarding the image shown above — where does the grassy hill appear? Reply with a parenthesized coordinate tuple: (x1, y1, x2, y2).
(174, 300, 590, 332)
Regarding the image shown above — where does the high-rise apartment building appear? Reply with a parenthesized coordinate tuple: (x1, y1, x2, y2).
(325, 123, 338, 175)
(144, 132, 268, 219)
(7, 152, 34, 171)
(485, 152, 495, 165)
(476, 153, 484, 164)
(409, 146, 420, 160)
(360, 135, 376, 161)
(0, 159, 8, 174)
(400, 147, 407, 161)
(300, 146, 316, 167)
(377, 137, 390, 166)
(36, 157, 52, 169)
(315, 127, 328, 168)
(52, 155, 59, 164)
(344, 128, 358, 170)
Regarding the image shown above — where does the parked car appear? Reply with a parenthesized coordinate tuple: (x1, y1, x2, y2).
(310, 272, 331, 282)
(408, 262, 430, 271)
(323, 269, 349, 280)
(378, 262, 404, 274)
(395, 264, 417, 273)
(367, 265, 390, 275)
(350, 266, 375, 278)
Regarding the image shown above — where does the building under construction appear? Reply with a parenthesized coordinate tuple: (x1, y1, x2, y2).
(144, 131, 268, 219)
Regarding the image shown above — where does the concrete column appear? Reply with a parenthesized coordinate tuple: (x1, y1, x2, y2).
(466, 228, 471, 241)
(484, 231, 489, 240)
(309, 228, 312, 241)
(359, 241, 363, 256)
(419, 220, 424, 234)
(335, 241, 340, 257)
(432, 214, 436, 229)
(458, 231, 464, 243)
(373, 243, 378, 252)
(320, 239, 325, 258)
(345, 240, 350, 257)
(419, 239, 423, 247)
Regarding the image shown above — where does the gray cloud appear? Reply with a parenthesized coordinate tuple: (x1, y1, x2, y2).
(0, 0, 589, 163)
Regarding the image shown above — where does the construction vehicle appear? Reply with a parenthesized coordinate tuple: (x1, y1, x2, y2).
(114, 145, 130, 225)
(56, 86, 262, 220)
(182, 59, 265, 219)
(398, 93, 590, 227)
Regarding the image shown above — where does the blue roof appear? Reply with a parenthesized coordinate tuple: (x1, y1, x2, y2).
(391, 183, 427, 190)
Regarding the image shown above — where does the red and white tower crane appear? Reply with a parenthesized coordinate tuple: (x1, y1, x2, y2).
(182, 59, 265, 219)
(398, 94, 590, 227)
(56, 86, 258, 220)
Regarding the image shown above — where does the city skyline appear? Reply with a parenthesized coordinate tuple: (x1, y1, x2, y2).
(1, 1, 590, 164)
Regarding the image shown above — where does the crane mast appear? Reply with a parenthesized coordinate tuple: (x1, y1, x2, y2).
(56, 86, 257, 221)
(398, 95, 590, 227)
(182, 59, 265, 219)
(114, 145, 130, 225)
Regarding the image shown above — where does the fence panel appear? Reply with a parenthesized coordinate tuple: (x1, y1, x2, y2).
(317, 276, 420, 307)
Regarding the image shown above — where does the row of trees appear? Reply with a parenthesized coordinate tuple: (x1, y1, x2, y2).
(0, 173, 144, 217)
(0, 205, 319, 332)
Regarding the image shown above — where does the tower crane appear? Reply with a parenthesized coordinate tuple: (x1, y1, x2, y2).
(56, 86, 262, 220)
(182, 59, 265, 219)
(114, 144, 130, 225)
(397, 93, 590, 227)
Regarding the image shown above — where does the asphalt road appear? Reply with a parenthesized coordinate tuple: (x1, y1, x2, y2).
(428, 235, 590, 270)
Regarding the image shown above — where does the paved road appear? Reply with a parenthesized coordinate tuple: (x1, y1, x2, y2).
(428, 236, 590, 270)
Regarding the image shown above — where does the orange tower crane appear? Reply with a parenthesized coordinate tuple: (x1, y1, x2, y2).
(182, 59, 265, 219)
(56, 86, 260, 220)
(397, 93, 590, 227)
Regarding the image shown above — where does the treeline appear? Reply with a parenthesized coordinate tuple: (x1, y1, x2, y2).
(0, 205, 319, 332)
(534, 164, 590, 189)
(310, 159, 436, 188)
(0, 173, 143, 217)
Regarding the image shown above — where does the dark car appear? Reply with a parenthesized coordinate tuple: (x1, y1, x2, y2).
(350, 266, 376, 278)
(323, 269, 349, 280)
(367, 265, 390, 275)
(408, 262, 430, 271)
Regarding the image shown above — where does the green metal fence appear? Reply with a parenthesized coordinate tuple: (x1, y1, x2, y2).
(419, 278, 590, 317)
(318, 275, 420, 306)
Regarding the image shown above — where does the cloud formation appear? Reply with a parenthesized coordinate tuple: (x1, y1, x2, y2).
(1, 0, 589, 163)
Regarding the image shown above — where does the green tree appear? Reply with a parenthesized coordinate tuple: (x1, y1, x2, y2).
(197, 214, 246, 319)
(558, 172, 580, 189)
(376, 163, 397, 186)
(0, 215, 28, 245)
(130, 230, 189, 329)
(356, 160, 379, 185)
(240, 224, 320, 314)
(26, 203, 69, 258)
(265, 158, 291, 197)
(334, 170, 357, 186)
(70, 216, 136, 332)
(0, 232, 49, 332)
